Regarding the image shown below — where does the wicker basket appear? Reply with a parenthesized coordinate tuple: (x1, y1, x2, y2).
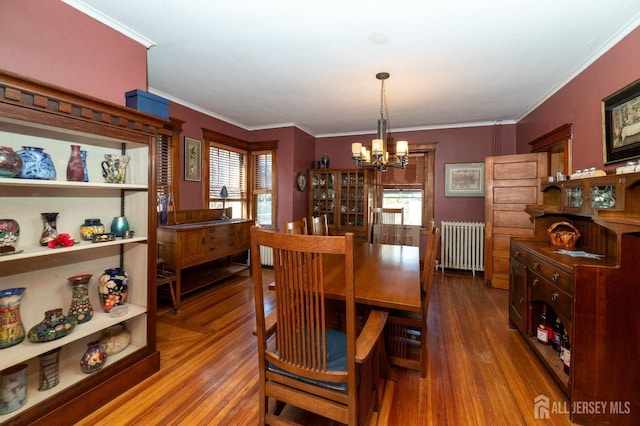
(547, 221, 580, 248)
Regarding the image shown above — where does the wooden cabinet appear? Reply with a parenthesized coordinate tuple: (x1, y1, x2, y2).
(510, 171, 640, 425)
(308, 169, 373, 237)
(541, 174, 627, 216)
(0, 70, 161, 424)
(158, 218, 253, 309)
(508, 254, 527, 332)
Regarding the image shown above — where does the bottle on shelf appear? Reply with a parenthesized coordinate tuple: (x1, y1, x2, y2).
(536, 303, 553, 345)
(562, 331, 571, 375)
(551, 317, 564, 351)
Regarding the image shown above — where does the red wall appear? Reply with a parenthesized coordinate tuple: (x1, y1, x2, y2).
(517, 27, 640, 171)
(1, 0, 147, 106)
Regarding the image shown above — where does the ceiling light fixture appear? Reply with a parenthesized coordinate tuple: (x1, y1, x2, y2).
(351, 72, 409, 172)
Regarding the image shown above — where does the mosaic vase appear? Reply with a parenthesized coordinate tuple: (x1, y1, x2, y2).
(67, 274, 94, 324)
(0, 287, 26, 349)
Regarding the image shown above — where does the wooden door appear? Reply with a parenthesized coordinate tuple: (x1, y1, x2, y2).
(484, 153, 547, 290)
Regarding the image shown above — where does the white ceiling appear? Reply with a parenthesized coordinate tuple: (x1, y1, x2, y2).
(66, 0, 640, 137)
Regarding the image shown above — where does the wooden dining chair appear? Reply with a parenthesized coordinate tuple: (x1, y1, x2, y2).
(384, 225, 440, 377)
(250, 226, 388, 425)
(369, 207, 404, 245)
(311, 214, 329, 236)
(283, 217, 308, 234)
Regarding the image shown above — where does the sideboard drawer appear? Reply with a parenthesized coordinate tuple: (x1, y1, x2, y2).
(529, 273, 572, 321)
(526, 257, 573, 295)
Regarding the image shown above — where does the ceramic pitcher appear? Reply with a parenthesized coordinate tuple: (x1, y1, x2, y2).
(101, 154, 129, 184)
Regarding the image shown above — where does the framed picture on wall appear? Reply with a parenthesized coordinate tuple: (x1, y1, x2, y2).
(444, 162, 485, 197)
(603, 78, 640, 165)
(184, 137, 201, 181)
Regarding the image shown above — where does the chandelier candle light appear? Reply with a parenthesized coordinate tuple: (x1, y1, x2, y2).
(352, 72, 409, 171)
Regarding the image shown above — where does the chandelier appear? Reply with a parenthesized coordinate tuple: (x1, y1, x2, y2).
(351, 72, 409, 171)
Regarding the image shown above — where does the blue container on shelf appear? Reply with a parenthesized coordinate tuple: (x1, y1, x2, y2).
(125, 89, 169, 119)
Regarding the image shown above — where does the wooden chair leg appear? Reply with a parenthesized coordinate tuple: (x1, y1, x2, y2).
(168, 281, 178, 314)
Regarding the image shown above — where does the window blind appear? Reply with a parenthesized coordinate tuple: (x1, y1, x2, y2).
(382, 153, 424, 189)
(157, 133, 172, 196)
(209, 144, 246, 199)
(253, 152, 272, 192)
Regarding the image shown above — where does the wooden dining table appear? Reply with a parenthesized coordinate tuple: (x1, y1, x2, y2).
(322, 239, 422, 313)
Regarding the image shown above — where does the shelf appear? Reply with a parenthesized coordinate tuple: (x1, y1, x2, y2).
(0, 303, 146, 370)
(0, 342, 143, 422)
(0, 178, 147, 191)
(0, 237, 147, 263)
(526, 336, 569, 393)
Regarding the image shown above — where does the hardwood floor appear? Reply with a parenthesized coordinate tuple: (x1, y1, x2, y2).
(76, 269, 575, 425)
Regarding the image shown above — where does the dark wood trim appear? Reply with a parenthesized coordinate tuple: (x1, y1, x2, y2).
(529, 123, 572, 176)
(202, 127, 250, 150)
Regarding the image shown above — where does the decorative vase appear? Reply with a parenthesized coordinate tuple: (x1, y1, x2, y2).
(0, 287, 26, 349)
(16, 146, 56, 180)
(38, 347, 61, 391)
(98, 268, 128, 313)
(80, 218, 104, 241)
(0, 146, 23, 177)
(80, 340, 107, 374)
(80, 149, 88, 182)
(0, 219, 20, 254)
(67, 274, 94, 324)
(110, 216, 129, 237)
(157, 193, 171, 225)
(0, 364, 27, 414)
(39, 212, 59, 246)
(99, 323, 131, 356)
(66, 144, 84, 181)
(27, 308, 77, 342)
(321, 153, 330, 169)
(101, 153, 129, 184)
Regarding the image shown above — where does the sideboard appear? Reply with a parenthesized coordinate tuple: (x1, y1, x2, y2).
(158, 218, 253, 310)
(509, 171, 640, 425)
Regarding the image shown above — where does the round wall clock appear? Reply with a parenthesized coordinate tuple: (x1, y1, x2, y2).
(296, 172, 307, 191)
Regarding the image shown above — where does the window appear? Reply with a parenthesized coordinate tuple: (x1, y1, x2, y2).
(156, 119, 183, 216)
(204, 128, 278, 225)
(208, 143, 247, 218)
(382, 154, 425, 226)
(253, 151, 274, 227)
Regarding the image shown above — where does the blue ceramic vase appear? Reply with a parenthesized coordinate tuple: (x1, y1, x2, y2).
(16, 146, 56, 180)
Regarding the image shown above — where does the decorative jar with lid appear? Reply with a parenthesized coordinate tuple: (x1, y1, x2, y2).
(80, 219, 105, 241)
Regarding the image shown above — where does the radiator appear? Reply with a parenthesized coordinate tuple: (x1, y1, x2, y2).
(260, 246, 274, 267)
(438, 221, 485, 275)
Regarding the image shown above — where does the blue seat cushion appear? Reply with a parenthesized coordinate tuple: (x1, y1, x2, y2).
(267, 328, 349, 393)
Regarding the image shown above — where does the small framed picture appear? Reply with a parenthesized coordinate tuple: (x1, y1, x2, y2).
(184, 137, 201, 181)
(444, 162, 485, 197)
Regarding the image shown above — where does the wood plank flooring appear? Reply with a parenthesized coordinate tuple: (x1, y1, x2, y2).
(76, 269, 575, 425)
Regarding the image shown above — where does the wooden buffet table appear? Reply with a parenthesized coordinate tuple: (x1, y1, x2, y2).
(323, 240, 422, 313)
(158, 218, 254, 311)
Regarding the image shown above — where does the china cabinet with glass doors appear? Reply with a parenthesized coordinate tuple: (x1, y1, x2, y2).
(308, 169, 373, 237)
